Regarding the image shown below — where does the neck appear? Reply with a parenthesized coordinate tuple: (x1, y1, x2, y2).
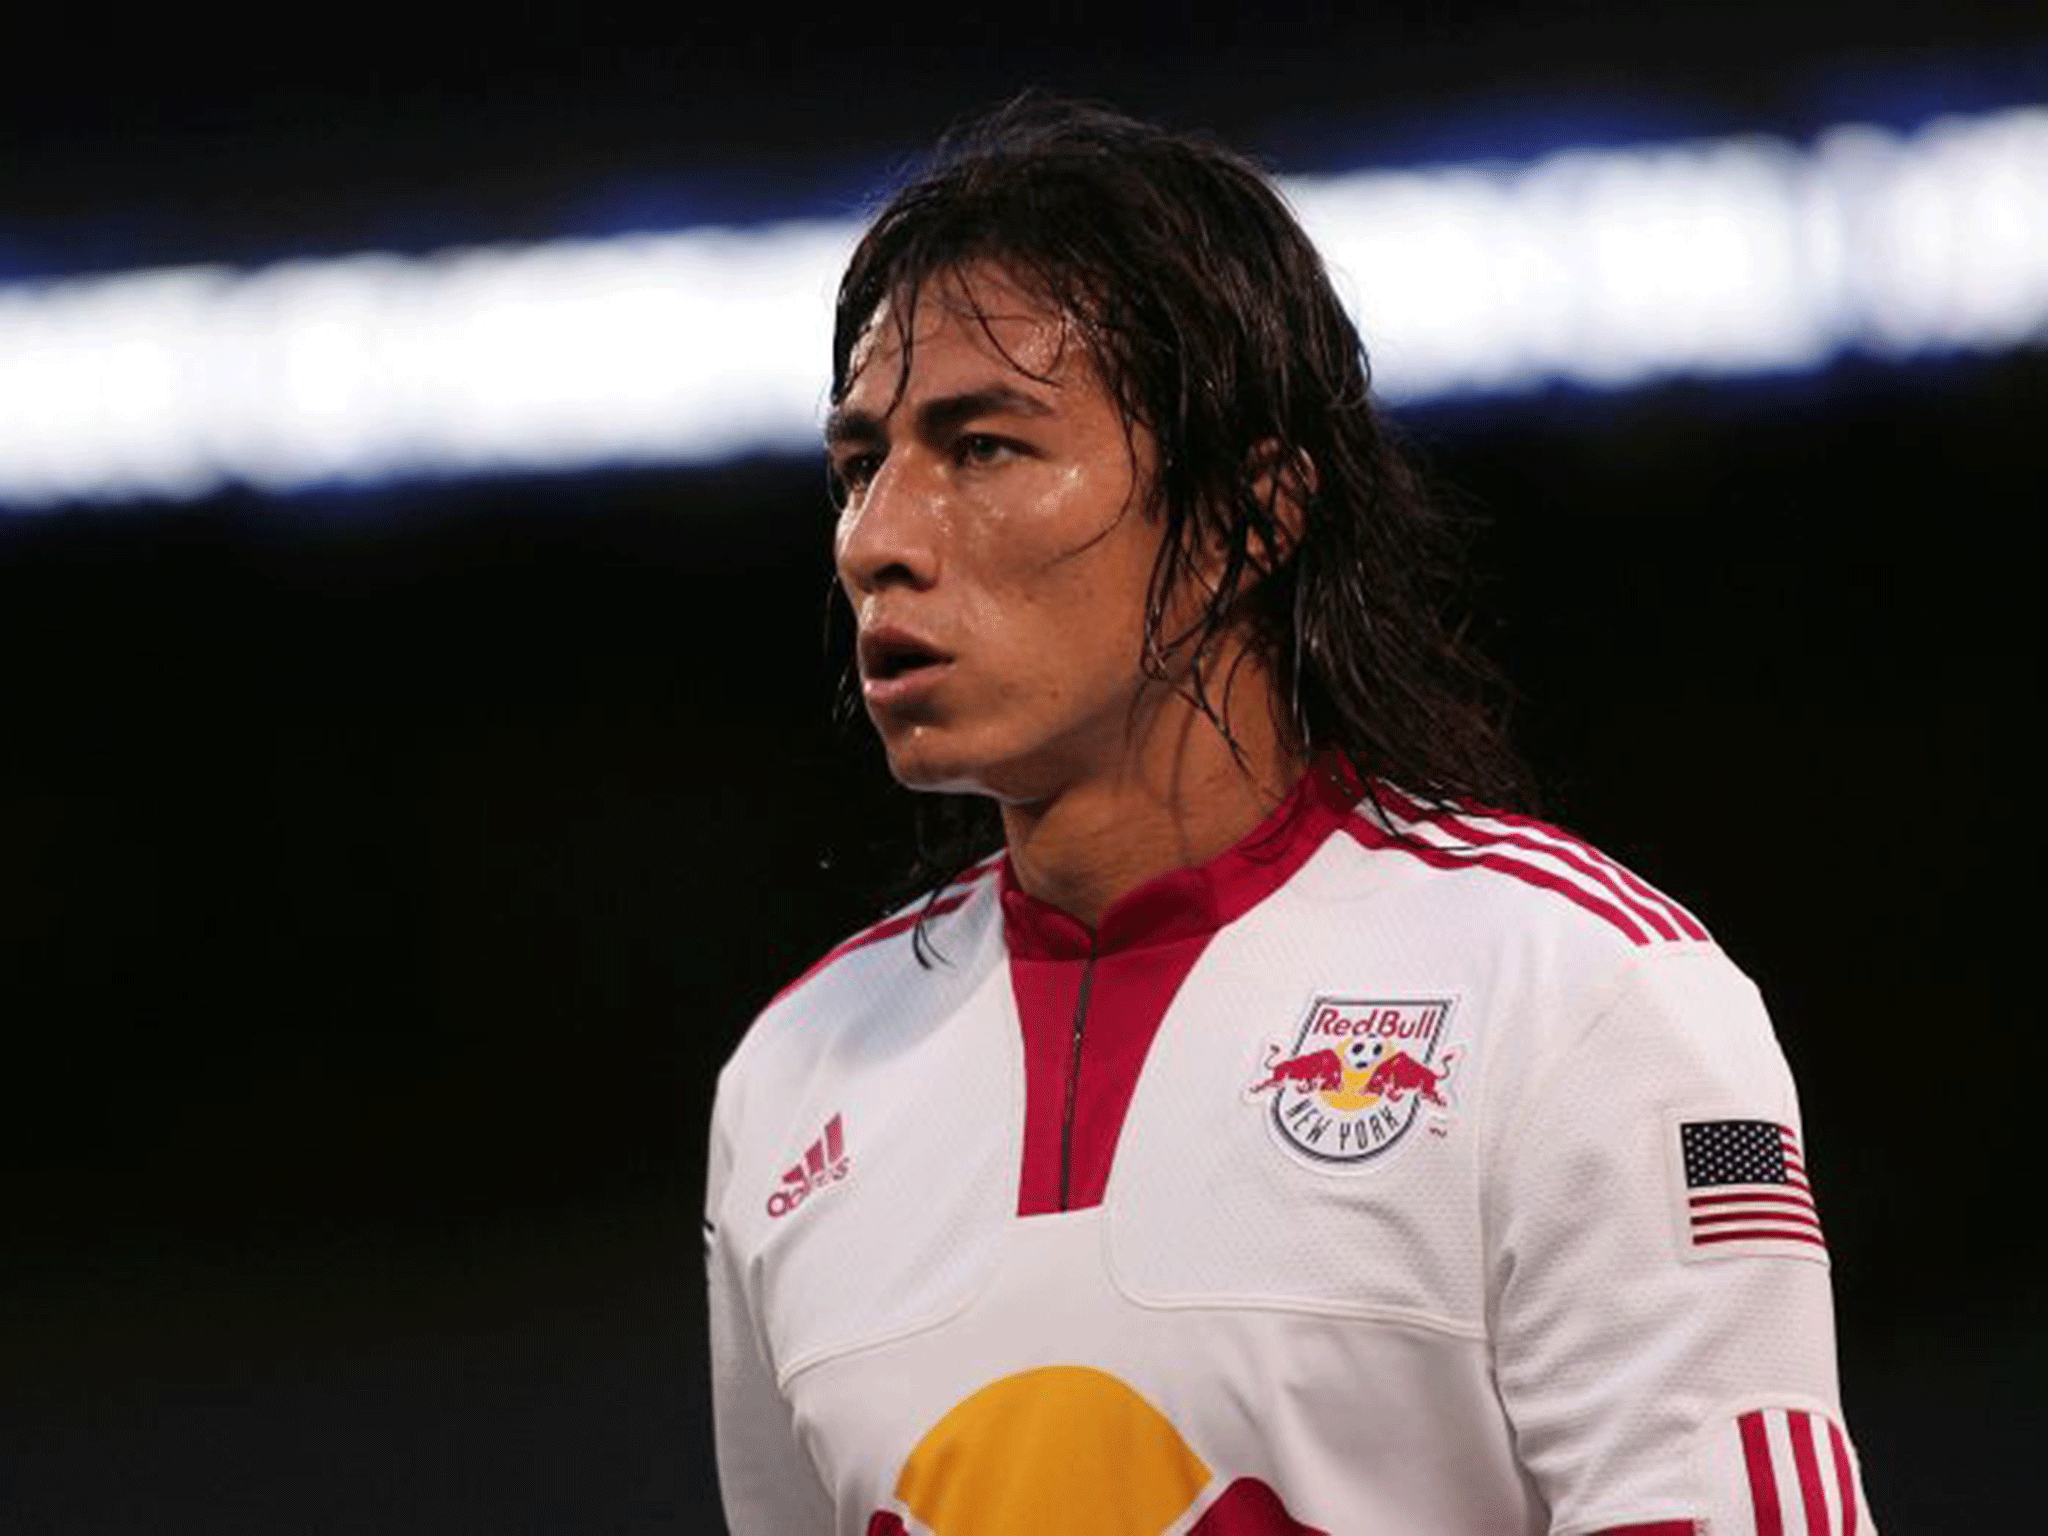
(1000, 665, 1304, 929)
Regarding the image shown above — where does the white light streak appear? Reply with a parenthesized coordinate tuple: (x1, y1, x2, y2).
(3, 106, 2045, 507)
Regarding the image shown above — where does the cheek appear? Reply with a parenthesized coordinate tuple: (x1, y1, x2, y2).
(966, 473, 1156, 598)
(962, 575, 1153, 713)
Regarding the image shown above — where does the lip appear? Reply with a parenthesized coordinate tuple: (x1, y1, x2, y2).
(857, 624, 954, 709)
(861, 662, 954, 709)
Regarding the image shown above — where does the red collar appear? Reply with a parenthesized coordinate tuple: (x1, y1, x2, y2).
(998, 760, 1361, 960)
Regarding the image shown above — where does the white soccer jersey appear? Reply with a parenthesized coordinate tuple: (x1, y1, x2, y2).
(707, 768, 1874, 1536)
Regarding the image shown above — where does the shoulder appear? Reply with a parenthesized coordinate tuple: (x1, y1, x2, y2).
(1303, 784, 1758, 1076)
(708, 856, 1007, 1213)
(1331, 783, 1713, 953)
(720, 855, 1007, 1079)
(1319, 798, 1813, 1220)
(775, 853, 1006, 1004)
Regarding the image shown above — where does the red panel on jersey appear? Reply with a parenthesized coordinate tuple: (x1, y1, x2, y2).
(1011, 933, 1212, 1214)
(1007, 762, 1358, 1216)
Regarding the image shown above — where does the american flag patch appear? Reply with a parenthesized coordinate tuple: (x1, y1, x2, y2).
(1679, 1119, 1826, 1257)
(1737, 1406, 1863, 1535)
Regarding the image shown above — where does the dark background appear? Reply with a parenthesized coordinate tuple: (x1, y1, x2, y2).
(3, 10, 2041, 1532)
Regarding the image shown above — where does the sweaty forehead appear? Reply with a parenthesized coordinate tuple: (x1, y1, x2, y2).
(844, 266, 1089, 407)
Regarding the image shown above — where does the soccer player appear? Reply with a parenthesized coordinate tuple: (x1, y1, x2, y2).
(707, 99, 1872, 1535)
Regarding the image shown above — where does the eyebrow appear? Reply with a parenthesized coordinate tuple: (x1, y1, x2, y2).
(824, 383, 1056, 448)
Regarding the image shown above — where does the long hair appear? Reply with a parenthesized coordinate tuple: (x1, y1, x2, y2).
(829, 96, 1533, 923)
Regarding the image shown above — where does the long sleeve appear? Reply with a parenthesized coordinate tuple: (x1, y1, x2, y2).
(706, 1080, 836, 1535)
(1486, 946, 1874, 1535)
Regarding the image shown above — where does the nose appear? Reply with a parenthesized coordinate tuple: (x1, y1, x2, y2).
(834, 452, 941, 597)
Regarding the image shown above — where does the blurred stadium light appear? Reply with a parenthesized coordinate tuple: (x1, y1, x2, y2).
(1, 105, 2044, 508)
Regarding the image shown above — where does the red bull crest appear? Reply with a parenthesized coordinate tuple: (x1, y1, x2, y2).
(1247, 996, 1458, 1166)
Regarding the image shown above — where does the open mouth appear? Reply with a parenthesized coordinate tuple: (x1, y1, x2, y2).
(867, 641, 944, 681)
(860, 629, 951, 685)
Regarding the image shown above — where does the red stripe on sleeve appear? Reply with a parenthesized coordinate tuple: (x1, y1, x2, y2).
(1789, 1410, 1833, 1536)
(1341, 820, 1652, 944)
(1376, 788, 1711, 940)
(1374, 787, 1685, 940)
(1829, 1418, 1859, 1536)
(1740, 1410, 1784, 1536)
(1488, 808, 1711, 940)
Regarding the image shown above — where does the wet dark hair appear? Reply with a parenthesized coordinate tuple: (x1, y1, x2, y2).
(830, 95, 1533, 921)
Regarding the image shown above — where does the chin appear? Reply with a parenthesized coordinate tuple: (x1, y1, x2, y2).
(884, 733, 1092, 813)
(883, 746, 992, 797)
(878, 723, 1023, 800)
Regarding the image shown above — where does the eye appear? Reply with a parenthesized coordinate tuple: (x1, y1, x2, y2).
(829, 450, 883, 503)
(954, 433, 1013, 469)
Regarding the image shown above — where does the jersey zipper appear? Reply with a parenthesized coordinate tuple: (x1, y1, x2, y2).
(1057, 938, 1099, 1212)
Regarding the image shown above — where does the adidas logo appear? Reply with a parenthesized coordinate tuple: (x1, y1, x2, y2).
(766, 1113, 850, 1220)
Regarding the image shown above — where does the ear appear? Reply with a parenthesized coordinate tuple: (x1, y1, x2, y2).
(1242, 439, 1315, 574)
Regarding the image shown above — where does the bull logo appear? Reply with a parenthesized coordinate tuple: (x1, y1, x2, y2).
(1248, 1045, 1345, 1096)
(1248, 995, 1458, 1166)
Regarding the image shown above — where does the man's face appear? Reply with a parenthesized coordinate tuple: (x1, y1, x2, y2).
(828, 265, 1172, 805)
